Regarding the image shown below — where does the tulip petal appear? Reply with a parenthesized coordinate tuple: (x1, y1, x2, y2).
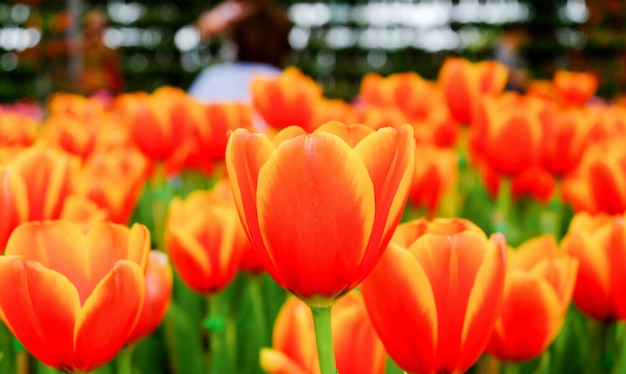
(260, 348, 311, 374)
(5, 221, 92, 303)
(167, 224, 213, 293)
(608, 219, 626, 319)
(353, 125, 415, 283)
(73, 260, 145, 371)
(257, 133, 376, 299)
(0, 256, 79, 370)
(361, 244, 437, 373)
(226, 129, 280, 277)
(314, 121, 373, 147)
(273, 298, 317, 370)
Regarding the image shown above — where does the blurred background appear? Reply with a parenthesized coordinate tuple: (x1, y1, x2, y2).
(0, 0, 620, 102)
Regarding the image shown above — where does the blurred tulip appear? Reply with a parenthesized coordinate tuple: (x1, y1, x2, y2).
(48, 93, 107, 121)
(309, 98, 358, 130)
(59, 195, 109, 231)
(562, 144, 626, 215)
(471, 93, 543, 176)
(541, 107, 594, 176)
(361, 218, 507, 374)
(166, 189, 245, 294)
(438, 57, 508, 124)
(561, 213, 626, 322)
(0, 221, 150, 372)
(251, 67, 323, 131)
(408, 144, 457, 217)
(39, 115, 97, 160)
(76, 147, 149, 224)
(483, 165, 555, 203)
(127, 251, 173, 344)
(124, 87, 191, 162)
(260, 292, 386, 374)
(553, 70, 598, 106)
(0, 112, 37, 147)
(226, 121, 414, 304)
(357, 106, 409, 131)
(9, 145, 79, 221)
(487, 235, 578, 361)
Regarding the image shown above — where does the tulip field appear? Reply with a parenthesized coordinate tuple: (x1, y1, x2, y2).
(1, 59, 626, 374)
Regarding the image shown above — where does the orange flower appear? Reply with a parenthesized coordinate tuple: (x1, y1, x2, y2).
(124, 87, 191, 161)
(438, 57, 508, 124)
(471, 93, 543, 176)
(487, 236, 578, 361)
(39, 115, 97, 160)
(59, 195, 109, 231)
(9, 145, 79, 221)
(553, 70, 598, 106)
(260, 292, 386, 374)
(0, 112, 37, 147)
(0, 167, 28, 251)
(76, 147, 149, 224)
(48, 93, 108, 121)
(166, 189, 245, 294)
(0, 221, 150, 372)
(361, 218, 507, 374)
(357, 106, 409, 131)
(561, 213, 626, 322)
(541, 106, 594, 176)
(408, 144, 457, 217)
(226, 121, 415, 304)
(562, 143, 626, 215)
(127, 251, 173, 344)
(251, 67, 323, 131)
(309, 98, 358, 131)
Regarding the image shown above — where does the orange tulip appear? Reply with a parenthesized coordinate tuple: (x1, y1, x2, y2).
(561, 213, 626, 322)
(408, 144, 457, 217)
(541, 106, 594, 176)
(361, 218, 507, 374)
(251, 67, 323, 131)
(0, 112, 37, 147)
(260, 292, 386, 374)
(48, 93, 108, 121)
(309, 98, 358, 130)
(59, 195, 109, 231)
(127, 250, 173, 344)
(76, 147, 149, 224)
(471, 93, 543, 176)
(562, 143, 626, 215)
(0, 221, 150, 372)
(166, 189, 245, 294)
(553, 70, 598, 106)
(487, 236, 578, 361)
(482, 165, 555, 204)
(226, 121, 415, 304)
(9, 145, 79, 221)
(0, 167, 28, 251)
(438, 57, 508, 124)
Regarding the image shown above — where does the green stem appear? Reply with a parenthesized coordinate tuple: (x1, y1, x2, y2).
(310, 306, 337, 374)
(493, 176, 512, 237)
(16, 351, 27, 374)
(116, 344, 135, 374)
(206, 295, 229, 374)
(587, 319, 611, 374)
(244, 276, 270, 373)
(611, 323, 626, 374)
(501, 360, 522, 374)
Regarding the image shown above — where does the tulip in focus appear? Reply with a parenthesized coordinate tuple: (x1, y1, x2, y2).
(0, 221, 150, 372)
(361, 218, 507, 374)
(487, 235, 578, 361)
(260, 292, 386, 374)
(127, 250, 173, 343)
(226, 121, 415, 304)
(561, 213, 626, 322)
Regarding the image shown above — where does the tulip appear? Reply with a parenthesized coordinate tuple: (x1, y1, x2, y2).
(226, 121, 415, 303)
(471, 93, 543, 177)
(127, 250, 173, 343)
(561, 143, 626, 215)
(361, 218, 507, 374)
(251, 67, 323, 131)
(0, 112, 37, 147)
(39, 115, 98, 160)
(487, 235, 578, 361)
(166, 189, 245, 294)
(0, 221, 150, 372)
(438, 57, 508, 124)
(309, 98, 358, 130)
(553, 70, 598, 106)
(561, 213, 626, 322)
(260, 292, 386, 374)
(408, 144, 457, 218)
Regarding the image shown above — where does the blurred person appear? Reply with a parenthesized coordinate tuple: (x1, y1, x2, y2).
(79, 10, 124, 96)
(187, 0, 293, 102)
(494, 23, 530, 93)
